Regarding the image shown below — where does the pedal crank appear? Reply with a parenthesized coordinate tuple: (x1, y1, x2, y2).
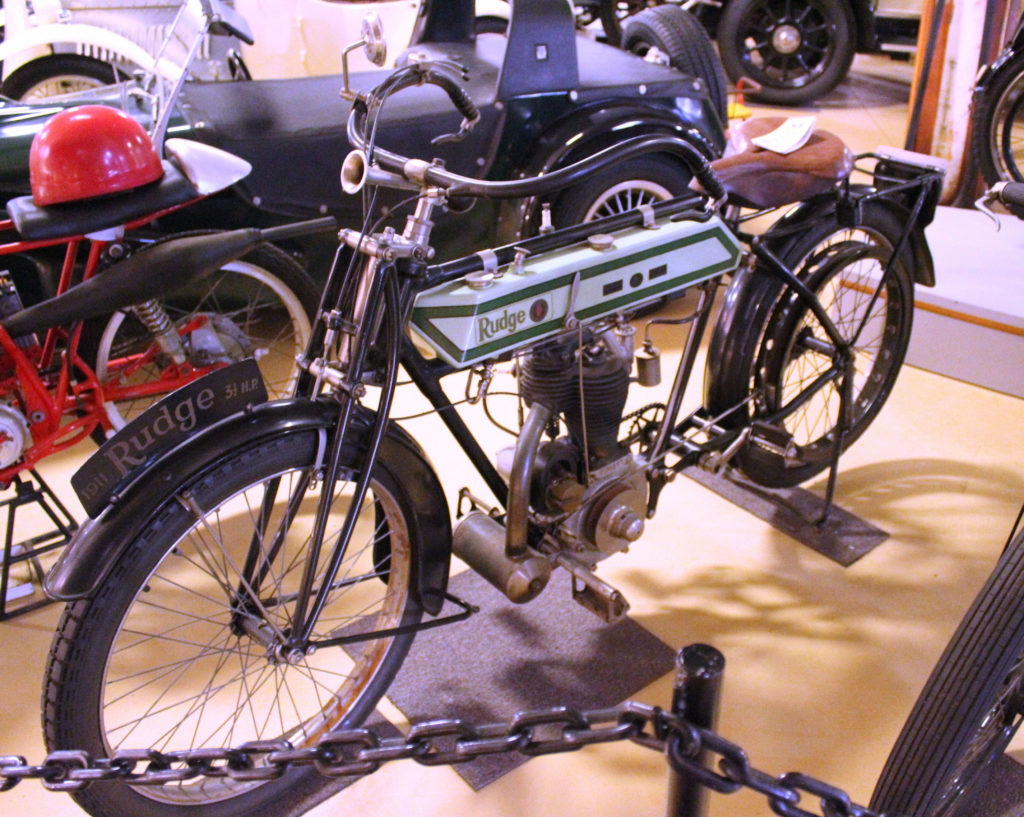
(748, 421, 802, 467)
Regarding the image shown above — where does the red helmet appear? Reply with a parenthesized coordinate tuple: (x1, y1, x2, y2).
(30, 105, 164, 206)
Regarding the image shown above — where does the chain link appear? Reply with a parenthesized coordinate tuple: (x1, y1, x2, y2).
(0, 702, 882, 817)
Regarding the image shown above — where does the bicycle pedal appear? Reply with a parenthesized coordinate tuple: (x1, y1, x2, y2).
(749, 422, 801, 464)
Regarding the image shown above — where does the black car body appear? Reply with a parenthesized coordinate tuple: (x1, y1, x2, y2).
(0, 0, 726, 277)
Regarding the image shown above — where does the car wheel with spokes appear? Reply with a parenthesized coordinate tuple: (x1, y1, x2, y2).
(716, 0, 856, 105)
(551, 155, 691, 227)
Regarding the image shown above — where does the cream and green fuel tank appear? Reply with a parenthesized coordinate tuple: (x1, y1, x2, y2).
(410, 213, 743, 367)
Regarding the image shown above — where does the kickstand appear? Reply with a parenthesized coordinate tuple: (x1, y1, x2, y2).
(815, 358, 855, 526)
(0, 470, 78, 621)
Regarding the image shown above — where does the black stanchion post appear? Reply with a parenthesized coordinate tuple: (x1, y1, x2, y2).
(666, 643, 726, 817)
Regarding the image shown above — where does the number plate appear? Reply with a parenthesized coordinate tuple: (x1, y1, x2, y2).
(72, 359, 268, 516)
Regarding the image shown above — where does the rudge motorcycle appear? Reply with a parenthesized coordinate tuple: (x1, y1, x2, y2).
(38, 17, 945, 817)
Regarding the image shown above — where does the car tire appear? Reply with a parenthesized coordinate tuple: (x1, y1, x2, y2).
(622, 5, 729, 123)
(1, 54, 125, 101)
(551, 155, 692, 227)
(716, 0, 856, 105)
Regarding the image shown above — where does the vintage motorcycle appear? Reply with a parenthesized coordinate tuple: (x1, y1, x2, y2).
(38, 17, 944, 817)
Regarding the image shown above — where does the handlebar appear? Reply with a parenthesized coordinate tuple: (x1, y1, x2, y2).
(991, 181, 1024, 210)
(345, 63, 727, 203)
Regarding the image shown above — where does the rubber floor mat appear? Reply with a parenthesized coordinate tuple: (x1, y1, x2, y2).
(382, 569, 676, 789)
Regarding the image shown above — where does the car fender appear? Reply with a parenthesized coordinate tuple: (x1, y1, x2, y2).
(494, 104, 721, 244)
(44, 398, 452, 615)
(0, 24, 169, 79)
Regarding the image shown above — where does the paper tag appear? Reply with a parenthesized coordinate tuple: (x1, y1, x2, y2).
(751, 116, 818, 154)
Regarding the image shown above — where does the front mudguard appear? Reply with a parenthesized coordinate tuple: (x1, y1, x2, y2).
(44, 398, 452, 615)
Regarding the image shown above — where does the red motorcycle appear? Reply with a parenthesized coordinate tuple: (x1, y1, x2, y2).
(0, 104, 321, 617)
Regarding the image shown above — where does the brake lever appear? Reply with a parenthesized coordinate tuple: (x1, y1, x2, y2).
(975, 185, 1003, 231)
(431, 115, 480, 145)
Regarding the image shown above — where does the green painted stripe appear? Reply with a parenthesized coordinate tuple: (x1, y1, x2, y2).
(416, 225, 740, 318)
(411, 226, 744, 366)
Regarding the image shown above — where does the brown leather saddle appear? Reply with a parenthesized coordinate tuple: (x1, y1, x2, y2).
(710, 117, 854, 209)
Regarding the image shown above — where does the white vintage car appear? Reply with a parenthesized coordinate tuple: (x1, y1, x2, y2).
(0, 0, 511, 98)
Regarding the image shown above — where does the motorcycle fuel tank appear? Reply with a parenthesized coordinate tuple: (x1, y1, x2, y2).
(410, 214, 742, 367)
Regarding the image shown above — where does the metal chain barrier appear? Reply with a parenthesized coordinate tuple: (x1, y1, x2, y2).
(0, 699, 883, 817)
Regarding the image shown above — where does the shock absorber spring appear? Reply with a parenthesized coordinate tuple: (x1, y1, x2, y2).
(131, 299, 187, 365)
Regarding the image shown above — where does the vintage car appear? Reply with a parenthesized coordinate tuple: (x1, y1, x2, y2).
(0, 0, 727, 277)
(588, 0, 920, 105)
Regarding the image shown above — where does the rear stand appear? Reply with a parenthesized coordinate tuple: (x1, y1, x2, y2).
(0, 470, 77, 620)
(684, 465, 887, 567)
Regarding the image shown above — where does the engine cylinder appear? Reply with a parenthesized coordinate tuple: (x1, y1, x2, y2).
(519, 336, 631, 467)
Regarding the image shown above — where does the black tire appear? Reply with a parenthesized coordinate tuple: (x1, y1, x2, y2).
(474, 14, 508, 34)
(550, 155, 693, 228)
(972, 51, 1024, 185)
(622, 5, 729, 123)
(1, 53, 124, 100)
(704, 201, 915, 487)
(871, 526, 1024, 817)
(44, 425, 423, 817)
(716, 0, 856, 105)
(83, 242, 319, 440)
(600, 0, 651, 45)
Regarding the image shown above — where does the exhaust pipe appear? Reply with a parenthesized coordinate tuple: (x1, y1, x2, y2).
(2, 228, 263, 340)
(453, 511, 551, 603)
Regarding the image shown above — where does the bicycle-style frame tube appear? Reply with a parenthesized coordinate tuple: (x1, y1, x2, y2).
(259, 157, 941, 650)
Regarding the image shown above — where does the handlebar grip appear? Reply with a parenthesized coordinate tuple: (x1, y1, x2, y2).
(689, 152, 726, 203)
(425, 68, 480, 127)
(997, 181, 1024, 210)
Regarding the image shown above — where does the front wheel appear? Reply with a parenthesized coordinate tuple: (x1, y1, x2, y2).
(1, 54, 125, 100)
(85, 242, 319, 438)
(716, 0, 856, 105)
(704, 201, 915, 487)
(972, 51, 1024, 185)
(44, 424, 423, 817)
(871, 524, 1024, 817)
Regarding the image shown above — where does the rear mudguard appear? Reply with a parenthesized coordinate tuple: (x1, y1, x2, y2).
(44, 398, 452, 615)
(762, 187, 937, 287)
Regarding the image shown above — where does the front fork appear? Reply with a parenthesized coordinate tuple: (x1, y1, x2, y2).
(248, 194, 442, 655)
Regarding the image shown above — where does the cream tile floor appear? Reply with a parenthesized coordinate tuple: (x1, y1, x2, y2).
(5, 54, 1024, 817)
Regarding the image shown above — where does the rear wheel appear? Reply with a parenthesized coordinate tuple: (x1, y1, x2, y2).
(44, 425, 422, 817)
(871, 525, 1024, 817)
(621, 4, 728, 123)
(1, 54, 124, 100)
(85, 243, 318, 438)
(704, 202, 915, 487)
(972, 51, 1024, 185)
